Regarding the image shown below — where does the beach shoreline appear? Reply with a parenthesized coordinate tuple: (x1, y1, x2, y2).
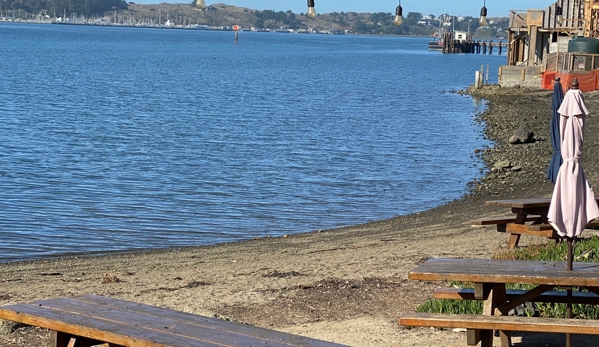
(3, 85, 599, 346)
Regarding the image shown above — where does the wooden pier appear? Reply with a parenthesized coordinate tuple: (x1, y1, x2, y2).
(440, 30, 507, 55)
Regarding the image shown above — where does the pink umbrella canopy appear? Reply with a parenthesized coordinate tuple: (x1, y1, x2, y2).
(548, 82, 599, 238)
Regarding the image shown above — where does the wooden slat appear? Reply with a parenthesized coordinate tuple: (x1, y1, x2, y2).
(408, 258, 599, 287)
(0, 305, 223, 347)
(485, 198, 551, 208)
(504, 223, 557, 238)
(399, 313, 599, 335)
(37, 296, 277, 345)
(0, 295, 348, 347)
(587, 220, 599, 228)
(69, 294, 346, 346)
(505, 223, 554, 232)
(485, 198, 599, 210)
(505, 222, 598, 237)
(469, 216, 538, 226)
(433, 288, 599, 304)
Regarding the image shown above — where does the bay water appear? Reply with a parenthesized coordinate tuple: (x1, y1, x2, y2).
(0, 23, 503, 261)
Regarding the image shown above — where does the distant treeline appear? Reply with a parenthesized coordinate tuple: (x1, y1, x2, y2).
(237, 8, 507, 37)
(1, 0, 128, 17)
(248, 9, 507, 37)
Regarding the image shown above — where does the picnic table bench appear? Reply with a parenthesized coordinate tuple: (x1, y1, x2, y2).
(470, 198, 599, 249)
(399, 258, 599, 347)
(0, 294, 349, 347)
(433, 287, 599, 305)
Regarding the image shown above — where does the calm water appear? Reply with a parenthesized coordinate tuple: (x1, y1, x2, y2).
(0, 23, 503, 261)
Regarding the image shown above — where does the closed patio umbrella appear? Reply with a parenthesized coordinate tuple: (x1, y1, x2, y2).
(547, 78, 599, 347)
(548, 79, 599, 241)
(547, 77, 564, 183)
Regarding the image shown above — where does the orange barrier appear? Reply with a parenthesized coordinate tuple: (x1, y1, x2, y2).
(542, 70, 599, 92)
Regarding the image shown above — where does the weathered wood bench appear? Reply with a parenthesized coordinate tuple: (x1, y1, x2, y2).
(0, 294, 349, 347)
(434, 287, 599, 305)
(469, 216, 547, 249)
(400, 312, 599, 336)
(469, 216, 540, 232)
(501, 221, 599, 246)
(470, 217, 599, 249)
(506, 221, 599, 235)
(477, 198, 599, 248)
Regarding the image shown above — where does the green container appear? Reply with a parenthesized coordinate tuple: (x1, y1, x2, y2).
(568, 36, 599, 53)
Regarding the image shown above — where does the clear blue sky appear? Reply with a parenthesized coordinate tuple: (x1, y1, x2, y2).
(135, 1, 555, 17)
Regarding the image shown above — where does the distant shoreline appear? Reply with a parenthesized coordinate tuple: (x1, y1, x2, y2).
(0, 21, 507, 47)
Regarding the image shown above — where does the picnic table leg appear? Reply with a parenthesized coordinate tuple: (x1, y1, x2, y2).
(51, 331, 117, 347)
(474, 283, 493, 347)
(493, 284, 512, 347)
(513, 213, 529, 225)
(51, 331, 70, 347)
(507, 234, 520, 249)
(472, 283, 512, 347)
(505, 213, 532, 249)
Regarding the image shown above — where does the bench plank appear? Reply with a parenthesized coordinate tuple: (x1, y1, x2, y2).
(504, 221, 599, 237)
(37, 295, 299, 345)
(0, 295, 348, 347)
(504, 223, 554, 232)
(485, 198, 552, 209)
(0, 305, 247, 347)
(469, 216, 539, 226)
(408, 258, 599, 287)
(433, 287, 599, 305)
(588, 220, 599, 228)
(40, 295, 330, 346)
(504, 223, 556, 237)
(399, 312, 599, 335)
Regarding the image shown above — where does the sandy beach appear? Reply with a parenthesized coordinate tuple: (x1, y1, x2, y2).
(3, 85, 599, 346)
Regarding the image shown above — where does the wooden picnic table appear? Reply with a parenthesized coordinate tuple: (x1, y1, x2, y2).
(481, 198, 599, 249)
(0, 294, 349, 347)
(400, 258, 599, 347)
(485, 198, 552, 249)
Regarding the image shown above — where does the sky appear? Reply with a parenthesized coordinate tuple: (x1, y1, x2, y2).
(134, 1, 555, 17)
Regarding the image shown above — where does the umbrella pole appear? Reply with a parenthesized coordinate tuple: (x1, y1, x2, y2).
(566, 238, 573, 347)
(568, 238, 573, 271)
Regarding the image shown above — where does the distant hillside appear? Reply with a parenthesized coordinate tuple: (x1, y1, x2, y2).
(122, 3, 508, 37)
(122, 3, 383, 32)
(0, 0, 128, 17)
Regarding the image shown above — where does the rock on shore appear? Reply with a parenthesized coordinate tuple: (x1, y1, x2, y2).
(468, 85, 599, 200)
